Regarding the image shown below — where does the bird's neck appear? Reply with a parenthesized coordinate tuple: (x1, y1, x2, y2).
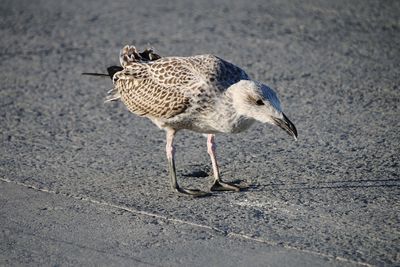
(212, 92, 255, 133)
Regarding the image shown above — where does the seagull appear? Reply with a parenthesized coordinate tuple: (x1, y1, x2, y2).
(83, 45, 297, 197)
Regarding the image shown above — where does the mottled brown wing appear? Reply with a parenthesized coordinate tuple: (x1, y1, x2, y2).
(114, 58, 199, 119)
(114, 55, 249, 119)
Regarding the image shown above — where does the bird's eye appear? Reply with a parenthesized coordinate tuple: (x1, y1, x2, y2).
(256, 99, 264, 106)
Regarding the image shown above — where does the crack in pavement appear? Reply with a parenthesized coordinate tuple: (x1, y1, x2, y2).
(0, 177, 373, 267)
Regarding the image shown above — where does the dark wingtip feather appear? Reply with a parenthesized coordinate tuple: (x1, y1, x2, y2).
(82, 72, 110, 77)
(106, 66, 123, 79)
(82, 66, 123, 80)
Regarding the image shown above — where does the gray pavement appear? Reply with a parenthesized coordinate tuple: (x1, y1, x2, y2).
(0, 0, 399, 266)
(1, 181, 357, 266)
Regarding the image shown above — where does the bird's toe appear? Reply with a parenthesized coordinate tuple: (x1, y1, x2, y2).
(175, 187, 211, 197)
(210, 180, 243, 192)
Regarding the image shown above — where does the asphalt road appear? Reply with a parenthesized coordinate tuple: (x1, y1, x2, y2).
(1, 0, 399, 266)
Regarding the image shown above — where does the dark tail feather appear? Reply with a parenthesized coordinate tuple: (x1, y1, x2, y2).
(139, 49, 161, 61)
(82, 65, 123, 80)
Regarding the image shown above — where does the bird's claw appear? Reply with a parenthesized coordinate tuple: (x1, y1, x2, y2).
(174, 187, 211, 197)
(210, 180, 248, 192)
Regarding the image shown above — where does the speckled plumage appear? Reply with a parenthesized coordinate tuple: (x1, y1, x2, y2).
(111, 45, 250, 133)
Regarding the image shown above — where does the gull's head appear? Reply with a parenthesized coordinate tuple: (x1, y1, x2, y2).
(229, 80, 298, 140)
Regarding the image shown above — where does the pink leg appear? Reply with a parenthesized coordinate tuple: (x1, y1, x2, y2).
(166, 129, 209, 196)
(166, 130, 175, 161)
(207, 134, 240, 192)
(166, 129, 177, 189)
(207, 134, 221, 181)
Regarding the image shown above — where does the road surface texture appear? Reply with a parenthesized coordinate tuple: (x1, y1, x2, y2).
(0, 0, 399, 266)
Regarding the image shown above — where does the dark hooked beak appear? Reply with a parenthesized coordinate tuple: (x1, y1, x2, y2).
(272, 113, 298, 140)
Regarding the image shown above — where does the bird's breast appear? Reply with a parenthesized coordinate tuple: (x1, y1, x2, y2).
(195, 110, 255, 134)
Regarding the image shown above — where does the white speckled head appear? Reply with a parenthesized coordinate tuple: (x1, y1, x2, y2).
(229, 80, 282, 122)
(228, 80, 298, 139)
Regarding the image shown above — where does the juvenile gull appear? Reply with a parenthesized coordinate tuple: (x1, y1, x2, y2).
(84, 45, 297, 197)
